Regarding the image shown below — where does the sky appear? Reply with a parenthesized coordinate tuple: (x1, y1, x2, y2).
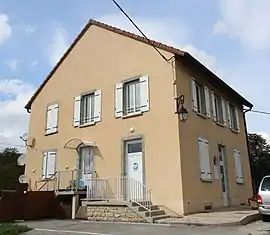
(0, 0, 269, 152)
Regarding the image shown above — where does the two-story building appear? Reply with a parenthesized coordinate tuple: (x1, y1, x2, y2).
(24, 19, 253, 218)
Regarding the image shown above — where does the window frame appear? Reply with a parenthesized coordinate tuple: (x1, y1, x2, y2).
(122, 78, 141, 116)
(229, 103, 238, 131)
(214, 94, 224, 124)
(195, 82, 206, 116)
(80, 92, 95, 125)
(42, 150, 57, 180)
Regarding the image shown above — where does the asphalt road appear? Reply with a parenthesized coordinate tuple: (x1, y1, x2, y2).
(22, 219, 270, 235)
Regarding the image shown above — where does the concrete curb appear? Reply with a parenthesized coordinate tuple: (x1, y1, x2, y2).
(157, 212, 261, 227)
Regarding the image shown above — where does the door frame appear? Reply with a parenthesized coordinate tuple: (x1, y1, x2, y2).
(121, 135, 146, 184)
(218, 144, 229, 206)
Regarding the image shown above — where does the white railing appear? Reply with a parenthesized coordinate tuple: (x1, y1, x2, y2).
(86, 177, 153, 215)
(56, 170, 97, 191)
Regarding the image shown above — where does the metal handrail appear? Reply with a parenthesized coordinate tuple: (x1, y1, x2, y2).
(38, 172, 57, 191)
(86, 177, 153, 216)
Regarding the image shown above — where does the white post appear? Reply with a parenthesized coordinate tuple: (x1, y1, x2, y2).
(71, 195, 78, 219)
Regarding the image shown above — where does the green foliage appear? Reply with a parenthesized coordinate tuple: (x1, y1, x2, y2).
(248, 133, 270, 191)
(0, 147, 25, 190)
(0, 223, 31, 235)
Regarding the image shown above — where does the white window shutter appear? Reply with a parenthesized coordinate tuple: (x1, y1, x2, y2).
(233, 149, 243, 184)
(140, 75, 149, 112)
(45, 105, 54, 134)
(211, 91, 217, 122)
(227, 101, 232, 129)
(204, 86, 211, 118)
(94, 90, 102, 122)
(74, 96, 81, 127)
(115, 83, 123, 118)
(235, 109, 240, 133)
(51, 104, 59, 133)
(198, 138, 212, 181)
(42, 152, 48, 179)
(47, 151, 56, 177)
(221, 98, 227, 126)
(191, 78, 198, 112)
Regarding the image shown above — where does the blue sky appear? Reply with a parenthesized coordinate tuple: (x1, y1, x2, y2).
(0, 0, 269, 150)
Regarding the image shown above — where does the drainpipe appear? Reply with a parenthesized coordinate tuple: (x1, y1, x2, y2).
(243, 107, 255, 195)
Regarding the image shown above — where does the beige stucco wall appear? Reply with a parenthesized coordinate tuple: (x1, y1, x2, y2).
(175, 60, 252, 214)
(25, 26, 184, 213)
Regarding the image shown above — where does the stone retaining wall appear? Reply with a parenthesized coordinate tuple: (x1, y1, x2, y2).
(86, 205, 147, 222)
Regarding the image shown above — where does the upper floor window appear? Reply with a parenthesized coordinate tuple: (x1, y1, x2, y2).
(123, 79, 141, 115)
(229, 103, 240, 132)
(73, 90, 101, 127)
(115, 75, 149, 118)
(191, 78, 210, 118)
(45, 103, 59, 135)
(211, 93, 227, 126)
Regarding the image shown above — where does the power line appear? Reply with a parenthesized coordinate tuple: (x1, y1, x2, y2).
(111, 0, 172, 62)
(249, 109, 270, 115)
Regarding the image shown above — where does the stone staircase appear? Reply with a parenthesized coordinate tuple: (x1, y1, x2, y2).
(77, 200, 181, 224)
(130, 201, 172, 223)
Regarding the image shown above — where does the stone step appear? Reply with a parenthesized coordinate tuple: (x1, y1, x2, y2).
(131, 201, 152, 207)
(151, 214, 171, 223)
(144, 210, 165, 217)
(137, 205, 159, 211)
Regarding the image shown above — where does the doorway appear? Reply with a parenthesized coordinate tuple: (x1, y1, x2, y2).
(218, 145, 229, 206)
(78, 146, 95, 188)
(124, 138, 144, 200)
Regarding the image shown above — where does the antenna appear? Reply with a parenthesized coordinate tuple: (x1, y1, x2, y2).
(17, 153, 26, 166)
(18, 174, 29, 184)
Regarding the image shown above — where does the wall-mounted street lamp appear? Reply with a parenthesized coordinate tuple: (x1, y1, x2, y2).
(175, 95, 188, 122)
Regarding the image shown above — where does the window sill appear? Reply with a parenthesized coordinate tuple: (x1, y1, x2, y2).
(230, 128, 239, 134)
(44, 130, 58, 136)
(196, 112, 208, 119)
(122, 111, 142, 119)
(216, 122, 226, 128)
(79, 122, 96, 128)
(200, 178, 213, 183)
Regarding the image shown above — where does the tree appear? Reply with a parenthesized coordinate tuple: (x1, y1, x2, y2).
(248, 133, 270, 192)
(0, 147, 25, 190)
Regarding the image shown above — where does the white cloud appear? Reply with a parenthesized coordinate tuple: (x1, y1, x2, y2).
(255, 132, 270, 144)
(0, 13, 12, 45)
(48, 26, 69, 66)
(25, 24, 37, 34)
(0, 79, 35, 152)
(5, 59, 23, 72)
(213, 0, 270, 50)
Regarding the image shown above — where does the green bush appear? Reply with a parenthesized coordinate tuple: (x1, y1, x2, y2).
(0, 223, 31, 235)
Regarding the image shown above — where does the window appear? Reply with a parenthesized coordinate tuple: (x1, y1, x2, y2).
(191, 78, 210, 118)
(81, 93, 95, 125)
(233, 149, 243, 184)
(196, 83, 206, 115)
(45, 104, 59, 135)
(42, 151, 56, 179)
(211, 93, 227, 126)
(198, 137, 212, 181)
(115, 76, 149, 118)
(123, 79, 141, 115)
(73, 90, 101, 127)
(228, 103, 240, 132)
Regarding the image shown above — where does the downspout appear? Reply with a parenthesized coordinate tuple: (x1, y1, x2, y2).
(243, 107, 255, 195)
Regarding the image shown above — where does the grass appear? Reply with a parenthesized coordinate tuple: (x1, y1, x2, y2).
(0, 223, 31, 235)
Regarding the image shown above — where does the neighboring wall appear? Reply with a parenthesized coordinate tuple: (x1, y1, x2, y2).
(175, 59, 252, 214)
(25, 26, 184, 213)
